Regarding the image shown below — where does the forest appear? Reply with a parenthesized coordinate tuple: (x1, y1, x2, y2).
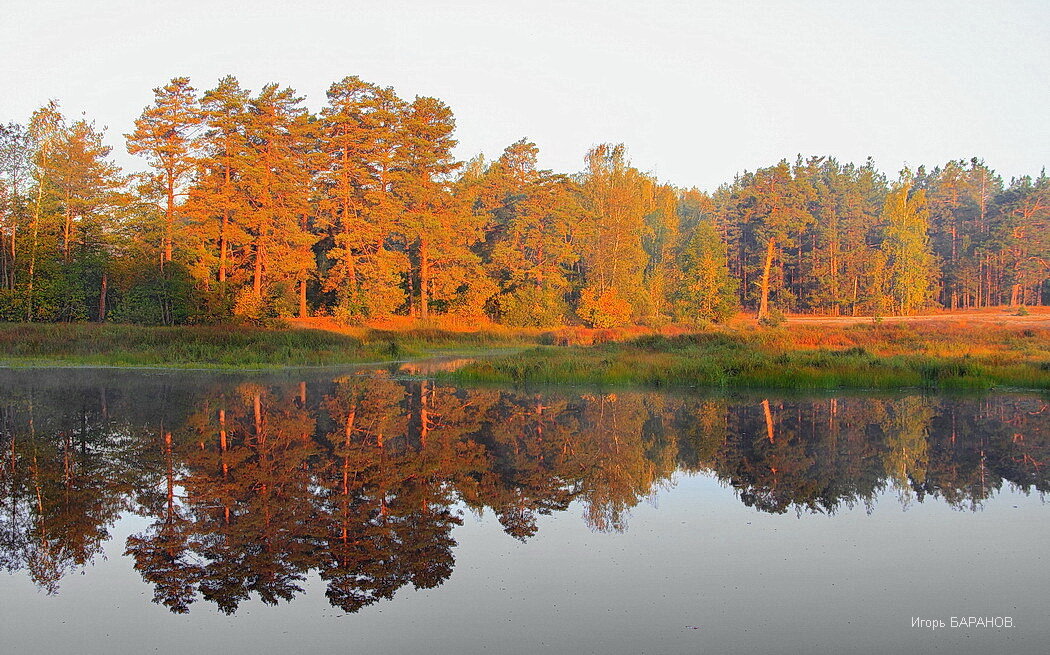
(0, 75, 1047, 327)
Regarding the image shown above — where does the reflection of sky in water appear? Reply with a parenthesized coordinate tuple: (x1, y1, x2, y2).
(4, 478, 1047, 655)
(0, 369, 1047, 654)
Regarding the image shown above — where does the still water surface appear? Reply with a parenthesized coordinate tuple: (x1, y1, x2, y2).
(0, 366, 1047, 654)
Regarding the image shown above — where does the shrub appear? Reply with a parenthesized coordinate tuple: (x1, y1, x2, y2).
(577, 286, 633, 328)
(499, 285, 568, 327)
(758, 308, 786, 328)
(0, 289, 26, 321)
(640, 313, 672, 328)
(233, 288, 266, 320)
(110, 262, 201, 325)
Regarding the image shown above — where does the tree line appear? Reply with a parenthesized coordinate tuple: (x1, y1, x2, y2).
(0, 75, 1046, 326)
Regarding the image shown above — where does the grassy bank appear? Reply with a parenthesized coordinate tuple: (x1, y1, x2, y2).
(0, 323, 531, 369)
(3, 321, 1048, 390)
(446, 323, 1050, 391)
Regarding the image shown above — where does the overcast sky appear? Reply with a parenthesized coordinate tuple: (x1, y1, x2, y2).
(3, 0, 1047, 189)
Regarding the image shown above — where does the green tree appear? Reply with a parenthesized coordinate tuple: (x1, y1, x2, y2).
(643, 183, 680, 319)
(670, 219, 737, 323)
(25, 101, 65, 320)
(0, 122, 32, 292)
(732, 160, 813, 320)
(576, 143, 655, 327)
(462, 138, 579, 326)
(881, 178, 937, 314)
(993, 173, 1049, 306)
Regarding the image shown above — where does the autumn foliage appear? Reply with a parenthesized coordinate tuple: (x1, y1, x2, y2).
(0, 75, 1047, 326)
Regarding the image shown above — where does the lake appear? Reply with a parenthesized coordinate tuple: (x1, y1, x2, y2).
(1, 366, 1047, 654)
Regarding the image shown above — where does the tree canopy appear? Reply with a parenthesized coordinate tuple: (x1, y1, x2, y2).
(1, 76, 1046, 325)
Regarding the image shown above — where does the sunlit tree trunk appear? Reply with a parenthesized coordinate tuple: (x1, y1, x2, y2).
(253, 241, 264, 296)
(757, 238, 775, 320)
(418, 379, 431, 448)
(762, 399, 775, 443)
(419, 237, 429, 319)
(219, 181, 229, 286)
(218, 406, 229, 523)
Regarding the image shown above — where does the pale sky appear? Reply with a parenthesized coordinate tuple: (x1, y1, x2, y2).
(3, 0, 1047, 190)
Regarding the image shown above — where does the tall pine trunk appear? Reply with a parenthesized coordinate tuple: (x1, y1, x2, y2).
(419, 237, 429, 320)
(253, 237, 264, 296)
(219, 212, 228, 284)
(757, 238, 775, 320)
(164, 171, 175, 265)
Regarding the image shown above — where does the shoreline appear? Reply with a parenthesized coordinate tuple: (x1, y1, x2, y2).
(1, 319, 1047, 391)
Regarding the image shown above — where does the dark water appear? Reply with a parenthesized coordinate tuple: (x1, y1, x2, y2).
(0, 366, 1047, 654)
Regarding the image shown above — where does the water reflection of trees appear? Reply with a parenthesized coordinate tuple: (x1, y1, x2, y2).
(0, 370, 1046, 612)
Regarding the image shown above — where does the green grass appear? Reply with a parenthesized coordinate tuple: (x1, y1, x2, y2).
(0, 322, 533, 369)
(445, 332, 1050, 391)
(3, 322, 1048, 391)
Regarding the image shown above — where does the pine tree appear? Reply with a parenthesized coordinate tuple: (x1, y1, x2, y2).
(187, 75, 251, 293)
(318, 77, 408, 320)
(49, 117, 123, 321)
(395, 96, 484, 319)
(733, 160, 813, 320)
(126, 78, 202, 266)
(994, 174, 1049, 306)
(236, 84, 316, 318)
(52, 118, 123, 261)
(462, 138, 578, 326)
